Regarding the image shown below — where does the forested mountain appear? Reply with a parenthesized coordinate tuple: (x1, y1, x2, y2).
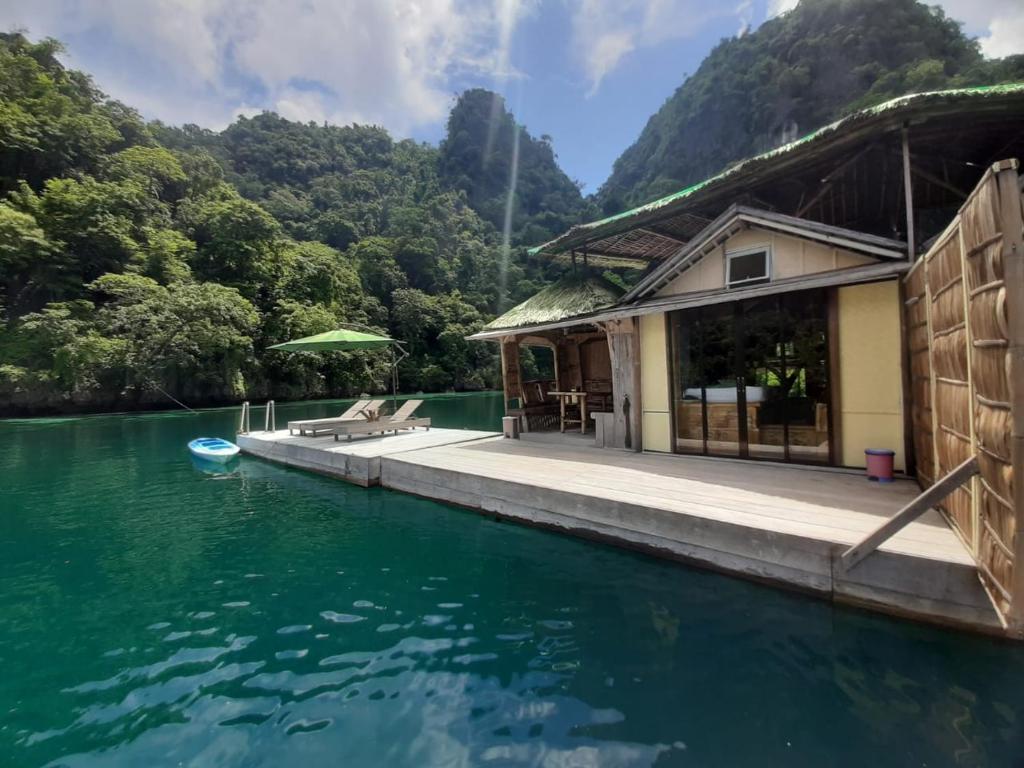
(0, 34, 566, 414)
(439, 89, 597, 245)
(3, 0, 1023, 415)
(599, 0, 1024, 210)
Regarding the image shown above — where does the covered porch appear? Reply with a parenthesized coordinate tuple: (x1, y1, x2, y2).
(471, 274, 645, 450)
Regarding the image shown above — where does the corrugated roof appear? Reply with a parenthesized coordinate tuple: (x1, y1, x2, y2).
(530, 83, 1024, 258)
(479, 273, 624, 334)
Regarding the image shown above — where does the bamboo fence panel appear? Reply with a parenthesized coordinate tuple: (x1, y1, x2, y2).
(902, 160, 1023, 626)
(904, 261, 934, 485)
(926, 225, 976, 542)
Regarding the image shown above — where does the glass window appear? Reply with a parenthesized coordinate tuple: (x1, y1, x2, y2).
(670, 288, 832, 465)
(727, 249, 770, 287)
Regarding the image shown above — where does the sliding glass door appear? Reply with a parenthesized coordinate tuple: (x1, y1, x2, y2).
(670, 288, 833, 465)
(671, 304, 740, 457)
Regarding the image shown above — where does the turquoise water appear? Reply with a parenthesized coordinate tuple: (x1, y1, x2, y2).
(2, 392, 1023, 767)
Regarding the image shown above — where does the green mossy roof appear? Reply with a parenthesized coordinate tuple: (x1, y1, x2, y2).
(530, 83, 1024, 257)
(484, 273, 625, 331)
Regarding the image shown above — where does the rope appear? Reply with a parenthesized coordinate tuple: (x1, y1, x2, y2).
(152, 385, 197, 413)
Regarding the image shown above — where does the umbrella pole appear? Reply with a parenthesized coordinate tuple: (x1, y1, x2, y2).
(391, 347, 398, 409)
(389, 343, 408, 411)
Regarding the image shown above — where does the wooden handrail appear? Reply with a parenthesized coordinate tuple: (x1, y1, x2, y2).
(840, 456, 979, 572)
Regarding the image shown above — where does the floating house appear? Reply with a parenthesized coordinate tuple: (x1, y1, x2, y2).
(470, 85, 1024, 631)
(240, 85, 1024, 637)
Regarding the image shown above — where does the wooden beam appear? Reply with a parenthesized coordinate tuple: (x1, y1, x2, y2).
(794, 142, 876, 219)
(639, 226, 687, 245)
(827, 288, 842, 467)
(910, 164, 968, 200)
(840, 455, 979, 572)
(795, 180, 834, 219)
(902, 126, 916, 259)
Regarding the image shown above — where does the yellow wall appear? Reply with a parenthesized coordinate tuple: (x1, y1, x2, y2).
(659, 228, 876, 296)
(638, 277, 906, 466)
(639, 313, 672, 452)
(838, 280, 905, 470)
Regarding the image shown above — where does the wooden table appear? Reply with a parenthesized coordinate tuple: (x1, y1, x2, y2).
(548, 391, 589, 433)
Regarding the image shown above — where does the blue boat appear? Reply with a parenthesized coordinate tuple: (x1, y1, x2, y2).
(187, 437, 240, 463)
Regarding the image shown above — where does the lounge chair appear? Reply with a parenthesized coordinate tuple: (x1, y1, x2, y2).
(287, 399, 384, 436)
(332, 399, 431, 441)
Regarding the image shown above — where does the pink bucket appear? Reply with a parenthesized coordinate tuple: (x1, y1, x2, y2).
(865, 449, 895, 482)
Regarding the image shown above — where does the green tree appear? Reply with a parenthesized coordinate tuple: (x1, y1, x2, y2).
(88, 273, 259, 401)
(100, 145, 187, 202)
(8, 176, 148, 305)
(0, 204, 55, 316)
(178, 184, 283, 299)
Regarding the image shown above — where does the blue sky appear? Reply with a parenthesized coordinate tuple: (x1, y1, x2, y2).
(2, 0, 1021, 194)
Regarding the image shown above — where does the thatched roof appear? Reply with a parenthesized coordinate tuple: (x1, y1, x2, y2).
(481, 274, 624, 333)
(529, 83, 1024, 261)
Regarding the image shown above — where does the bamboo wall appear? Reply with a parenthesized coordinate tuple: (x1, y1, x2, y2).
(903, 160, 1024, 627)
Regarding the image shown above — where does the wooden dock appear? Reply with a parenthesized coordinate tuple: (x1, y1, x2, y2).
(237, 427, 498, 486)
(237, 430, 1003, 634)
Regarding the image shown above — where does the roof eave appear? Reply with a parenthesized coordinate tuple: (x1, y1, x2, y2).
(467, 311, 609, 340)
(621, 205, 906, 302)
(528, 84, 1024, 259)
(468, 261, 907, 342)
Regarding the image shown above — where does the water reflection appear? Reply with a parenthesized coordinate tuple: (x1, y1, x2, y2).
(189, 454, 240, 477)
(1, 394, 1022, 767)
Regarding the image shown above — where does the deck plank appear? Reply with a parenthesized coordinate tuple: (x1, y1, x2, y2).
(385, 439, 967, 558)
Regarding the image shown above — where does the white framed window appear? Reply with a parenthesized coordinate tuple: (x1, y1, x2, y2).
(725, 246, 771, 288)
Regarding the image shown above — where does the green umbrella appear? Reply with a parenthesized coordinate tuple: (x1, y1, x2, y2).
(268, 328, 397, 352)
(268, 327, 407, 403)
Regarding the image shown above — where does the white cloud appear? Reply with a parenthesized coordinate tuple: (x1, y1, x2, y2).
(570, 0, 1024, 97)
(937, 0, 1024, 58)
(0, 0, 533, 135)
(767, 0, 799, 18)
(569, 0, 743, 95)
(979, 13, 1024, 58)
(768, 0, 1024, 57)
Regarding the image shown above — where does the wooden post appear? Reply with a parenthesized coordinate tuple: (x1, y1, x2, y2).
(902, 126, 915, 259)
(995, 161, 1024, 628)
(499, 337, 522, 415)
(605, 317, 643, 451)
(827, 288, 843, 467)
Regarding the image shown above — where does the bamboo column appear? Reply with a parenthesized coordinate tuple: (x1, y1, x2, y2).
(995, 162, 1024, 629)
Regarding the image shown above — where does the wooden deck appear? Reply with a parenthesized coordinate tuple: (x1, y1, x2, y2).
(237, 427, 498, 486)
(237, 429, 1003, 634)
